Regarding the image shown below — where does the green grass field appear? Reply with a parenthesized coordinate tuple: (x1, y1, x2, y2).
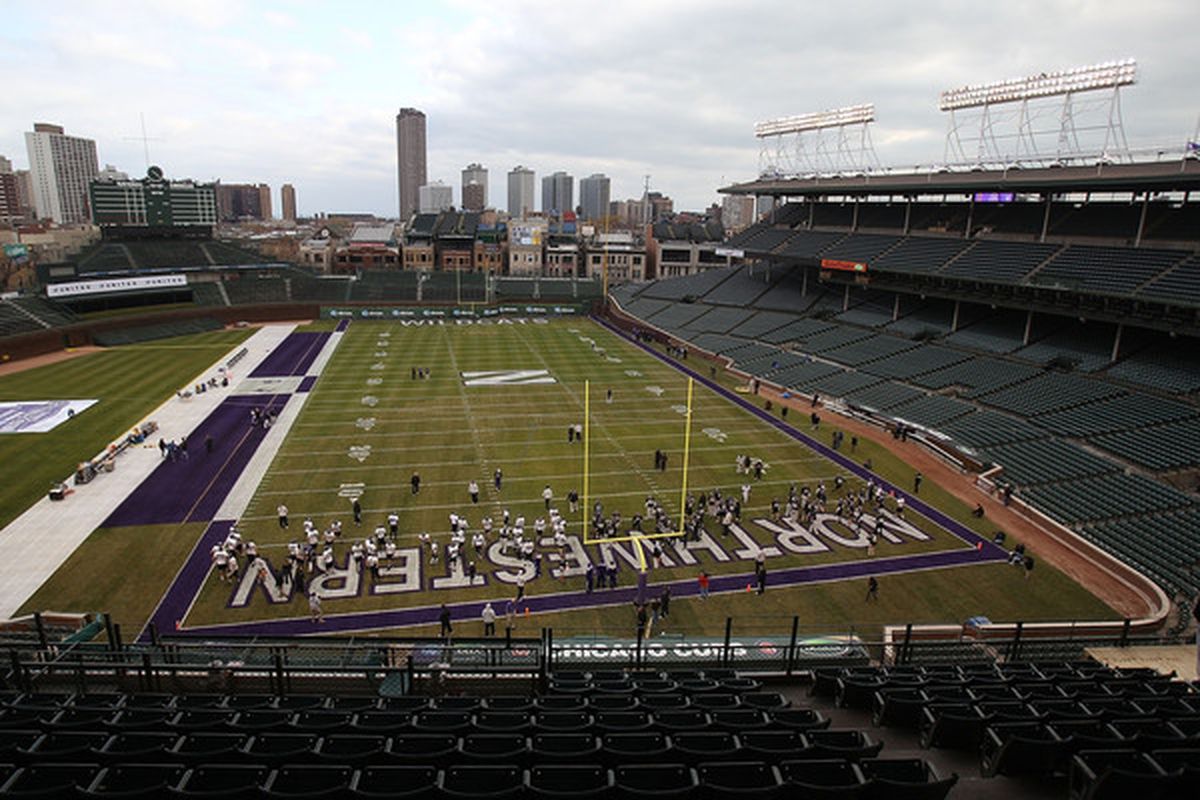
(0, 330, 253, 531)
(9, 318, 1116, 639)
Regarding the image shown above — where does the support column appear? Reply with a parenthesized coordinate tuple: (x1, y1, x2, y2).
(903, 198, 912, 235)
(1135, 193, 1149, 247)
(801, 268, 808, 297)
(964, 196, 975, 239)
(1023, 310, 1034, 345)
(1111, 323, 1123, 364)
(851, 198, 860, 231)
(893, 293, 901, 321)
(807, 198, 815, 229)
(1040, 194, 1052, 243)
(843, 283, 850, 312)
(951, 300, 961, 332)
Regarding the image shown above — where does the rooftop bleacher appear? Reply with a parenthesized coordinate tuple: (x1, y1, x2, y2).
(759, 317, 836, 345)
(796, 324, 876, 354)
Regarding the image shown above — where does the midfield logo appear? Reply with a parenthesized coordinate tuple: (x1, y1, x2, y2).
(461, 369, 557, 387)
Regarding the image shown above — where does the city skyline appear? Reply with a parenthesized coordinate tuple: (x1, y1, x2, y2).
(1, 2, 1197, 218)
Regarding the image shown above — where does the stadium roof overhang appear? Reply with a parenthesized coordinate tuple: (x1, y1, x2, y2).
(720, 159, 1200, 198)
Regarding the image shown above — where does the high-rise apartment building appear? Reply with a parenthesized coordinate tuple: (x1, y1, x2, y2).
(579, 173, 611, 222)
(0, 157, 21, 223)
(541, 171, 574, 215)
(216, 183, 270, 222)
(23, 123, 99, 224)
(461, 163, 487, 210)
(396, 107, 427, 221)
(418, 181, 453, 213)
(507, 166, 535, 217)
(281, 184, 297, 222)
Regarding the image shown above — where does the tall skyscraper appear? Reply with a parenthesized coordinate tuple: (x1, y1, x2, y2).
(541, 171, 574, 215)
(23, 123, 99, 224)
(579, 173, 611, 222)
(396, 107, 427, 221)
(461, 163, 488, 210)
(257, 184, 272, 220)
(281, 184, 297, 222)
(507, 166, 535, 217)
(418, 181, 452, 213)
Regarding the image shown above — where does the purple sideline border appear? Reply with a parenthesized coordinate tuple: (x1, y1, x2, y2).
(162, 316, 1008, 638)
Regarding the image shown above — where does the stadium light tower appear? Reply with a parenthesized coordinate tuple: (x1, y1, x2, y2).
(754, 103, 880, 178)
(939, 59, 1137, 168)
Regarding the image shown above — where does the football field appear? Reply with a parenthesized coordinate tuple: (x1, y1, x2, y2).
(15, 317, 1116, 639)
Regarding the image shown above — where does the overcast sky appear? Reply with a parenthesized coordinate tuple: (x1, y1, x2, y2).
(2, 0, 1196, 217)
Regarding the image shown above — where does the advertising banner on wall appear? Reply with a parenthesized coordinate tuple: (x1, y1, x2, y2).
(320, 304, 585, 320)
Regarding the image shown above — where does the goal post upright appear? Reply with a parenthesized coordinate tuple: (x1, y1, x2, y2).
(677, 376, 694, 536)
(583, 379, 590, 534)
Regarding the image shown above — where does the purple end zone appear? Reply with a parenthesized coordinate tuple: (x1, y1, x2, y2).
(142, 518, 234, 638)
(250, 332, 330, 378)
(335, 319, 350, 332)
(104, 394, 290, 528)
(296, 375, 318, 393)
(175, 546, 1001, 638)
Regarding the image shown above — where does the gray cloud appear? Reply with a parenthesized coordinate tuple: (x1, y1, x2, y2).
(1, 1, 1195, 215)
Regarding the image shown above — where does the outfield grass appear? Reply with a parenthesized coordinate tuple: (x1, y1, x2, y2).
(173, 318, 1115, 635)
(0, 329, 253, 531)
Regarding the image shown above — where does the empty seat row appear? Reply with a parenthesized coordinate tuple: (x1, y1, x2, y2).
(983, 719, 1200, 778)
(0, 730, 874, 768)
(0, 759, 958, 800)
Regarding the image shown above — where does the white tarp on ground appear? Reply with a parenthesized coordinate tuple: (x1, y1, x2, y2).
(0, 399, 98, 434)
